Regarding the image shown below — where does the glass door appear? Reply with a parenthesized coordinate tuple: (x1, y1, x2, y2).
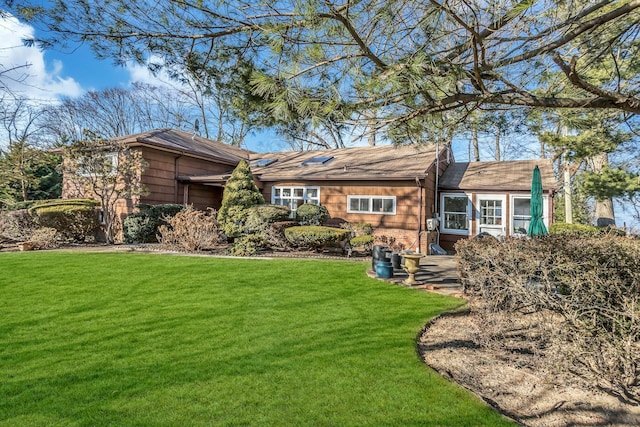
(477, 195, 506, 237)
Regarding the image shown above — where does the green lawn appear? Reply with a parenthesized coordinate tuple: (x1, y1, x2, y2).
(0, 252, 513, 426)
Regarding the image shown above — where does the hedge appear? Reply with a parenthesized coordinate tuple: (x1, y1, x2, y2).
(30, 201, 99, 242)
(285, 226, 351, 249)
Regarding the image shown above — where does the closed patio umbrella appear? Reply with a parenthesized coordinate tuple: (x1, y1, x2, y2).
(527, 165, 548, 237)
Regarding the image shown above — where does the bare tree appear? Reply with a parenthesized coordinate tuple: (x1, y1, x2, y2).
(61, 131, 147, 243)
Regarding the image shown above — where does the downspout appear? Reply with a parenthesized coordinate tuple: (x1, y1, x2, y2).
(174, 155, 182, 204)
(415, 177, 423, 254)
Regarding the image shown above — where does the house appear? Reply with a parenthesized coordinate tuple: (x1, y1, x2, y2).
(62, 129, 556, 252)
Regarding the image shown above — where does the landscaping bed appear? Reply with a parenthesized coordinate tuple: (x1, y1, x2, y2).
(421, 309, 640, 427)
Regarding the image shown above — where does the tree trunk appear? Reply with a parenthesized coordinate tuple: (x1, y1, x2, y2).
(472, 124, 480, 161)
(589, 152, 616, 227)
(494, 131, 501, 161)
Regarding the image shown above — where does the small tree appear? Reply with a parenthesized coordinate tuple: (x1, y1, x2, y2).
(217, 159, 264, 237)
(62, 131, 147, 243)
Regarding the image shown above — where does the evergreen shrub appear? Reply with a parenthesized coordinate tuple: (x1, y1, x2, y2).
(217, 160, 264, 238)
(285, 226, 350, 250)
(30, 199, 99, 242)
(296, 203, 329, 225)
(244, 204, 291, 233)
(123, 204, 184, 243)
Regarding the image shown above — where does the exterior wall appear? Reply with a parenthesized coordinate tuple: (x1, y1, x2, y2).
(260, 178, 437, 253)
(438, 190, 555, 252)
(139, 147, 229, 210)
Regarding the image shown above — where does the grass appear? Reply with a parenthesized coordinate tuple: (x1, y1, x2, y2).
(0, 252, 514, 426)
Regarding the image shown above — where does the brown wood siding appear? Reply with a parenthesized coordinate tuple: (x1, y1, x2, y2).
(261, 180, 422, 230)
(139, 147, 232, 206)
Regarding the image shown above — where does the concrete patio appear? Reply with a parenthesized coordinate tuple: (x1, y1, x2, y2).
(366, 254, 463, 298)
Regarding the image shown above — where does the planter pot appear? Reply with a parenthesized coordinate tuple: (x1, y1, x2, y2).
(390, 253, 402, 269)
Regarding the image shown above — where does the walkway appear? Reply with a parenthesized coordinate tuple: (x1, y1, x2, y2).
(366, 255, 463, 297)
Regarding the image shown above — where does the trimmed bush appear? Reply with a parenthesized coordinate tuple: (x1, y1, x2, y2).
(123, 204, 184, 243)
(350, 235, 374, 250)
(30, 199, 99, 242)
(549, 222, 600, 236)
(285, 225, 351, 250)
(296, 203, 329, 226)
(229, 233, 268, 256)
(244, 204, 291, 233)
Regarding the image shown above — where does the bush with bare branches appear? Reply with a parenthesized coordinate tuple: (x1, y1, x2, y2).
(456, 236, 640, 403)
(157, 206, 221, 251)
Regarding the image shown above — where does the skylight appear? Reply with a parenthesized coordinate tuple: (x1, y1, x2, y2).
(302, 156, 334, 166)
(250, 158, 277, 167)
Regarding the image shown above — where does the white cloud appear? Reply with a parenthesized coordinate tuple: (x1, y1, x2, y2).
(125, 55, 182, 89)
(0, 13, 83, 102)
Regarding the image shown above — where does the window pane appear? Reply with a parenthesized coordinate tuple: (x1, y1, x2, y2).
(350, 198, 361, 211)
(382, 199, 394, 213)
(294, 188, 304, 198)
(372, 198, 382, 212)
(282, 188, 291, 197)
(445, 213, 468, 230)
(307, 188, 318, 198)
(274, 188, 281, 197)
(444, 196, 467, 213)
(514, 198, 530, 216)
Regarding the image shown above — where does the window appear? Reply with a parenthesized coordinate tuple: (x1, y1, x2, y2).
(512, 197, 531, 234)
(78, 152, 118, 177)
(441, 193, 470, 234)
(347, 196, 396, 214)
(480, 199, 502, 226)
(302, 156, 334, 166)
(272, 186, 320, 215)
(250, 158, 277, 167)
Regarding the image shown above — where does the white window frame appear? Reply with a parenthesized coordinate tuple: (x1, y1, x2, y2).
(476, 194, 506, 237)
(510, 194, 550, 235)
(78, 152, 118, 177)
(347, 195, 396, 215)
(272, 186, 321, 215)
(440, 193, 471, 235)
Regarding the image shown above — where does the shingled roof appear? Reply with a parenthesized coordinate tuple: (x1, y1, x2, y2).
(248, 144, 443, 181)
(115, 129, 252, 165)
(438, 159, 557, 192)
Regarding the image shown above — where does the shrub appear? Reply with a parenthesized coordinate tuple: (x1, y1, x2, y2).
(123, 204, 184, 243)
(0, 209, 37, 242)
(456, 235, 640, 402)
(549, 222, 600, 236)
(27, 227, 59, 249)
(351, 222, 374, 236)
(285, 226, 350, 250)
(30, 199, 99, 242)
(350, 235, 374, 251)
(217, 159, 264, 238)
(296, 203, 329, 226)
(244, 204, 291, 233)
(158, 206, 221, 251)
(229, 233, 268, 256)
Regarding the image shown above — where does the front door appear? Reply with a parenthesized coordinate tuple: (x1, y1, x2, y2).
(477, 195, 506, 237)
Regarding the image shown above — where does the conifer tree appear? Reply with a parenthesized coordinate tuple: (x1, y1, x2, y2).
(217, 159, 264, 238)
